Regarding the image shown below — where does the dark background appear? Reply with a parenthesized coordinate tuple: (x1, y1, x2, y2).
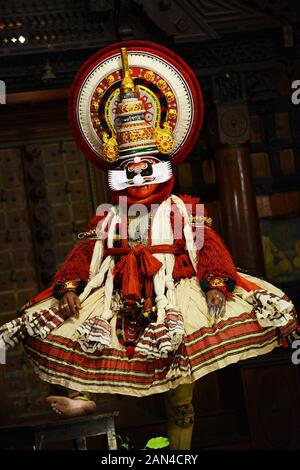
(0, 0, 300, 450)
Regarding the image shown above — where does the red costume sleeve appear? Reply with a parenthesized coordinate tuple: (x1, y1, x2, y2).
(175, 195, 238, 299)
(52, 239, 96, 284)
(52, 214, 105, 285)
(197, 226, 238, 299)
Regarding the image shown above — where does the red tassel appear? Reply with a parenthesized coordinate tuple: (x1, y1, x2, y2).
(138, 246, 163, 277)
(143, 297, 152, 312)
(114, 251, 141, 299)
(53, 239, 96, 285)
(114, 245, 162, 300)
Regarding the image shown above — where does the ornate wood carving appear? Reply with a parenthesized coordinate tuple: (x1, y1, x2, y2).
(0, 0, 298, 94)
(136, 0, 285, 43)
(209, 103, 250, 146)
(23, 144, 56, 288)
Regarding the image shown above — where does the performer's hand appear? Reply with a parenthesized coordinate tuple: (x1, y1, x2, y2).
(206, 289, 226, 321)
(59, 292, 82, 318)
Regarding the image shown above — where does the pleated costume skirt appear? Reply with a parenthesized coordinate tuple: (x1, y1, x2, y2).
(1, 272, 297, 397)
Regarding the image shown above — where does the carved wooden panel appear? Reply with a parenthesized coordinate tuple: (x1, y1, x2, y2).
(138, 0, 284, 43)
(0, 147, 38, 318)
(20, 140, 98, 288)
(210, 103, 250, 146)
(0, 147, 42, 421)
(0, 137, 105, 423)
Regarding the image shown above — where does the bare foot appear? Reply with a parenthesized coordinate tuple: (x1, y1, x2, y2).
(46, 396, 96, 417)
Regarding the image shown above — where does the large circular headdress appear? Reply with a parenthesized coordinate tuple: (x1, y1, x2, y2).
(69, 40, 204, 170)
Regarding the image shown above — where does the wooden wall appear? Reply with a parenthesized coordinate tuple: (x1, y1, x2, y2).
(0, 89, 110, 422)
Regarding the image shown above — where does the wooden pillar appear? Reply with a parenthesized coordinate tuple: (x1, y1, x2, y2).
(209, 102, 265, 276)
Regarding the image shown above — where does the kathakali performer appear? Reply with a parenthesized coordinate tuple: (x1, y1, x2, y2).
(0, 41, 299, 450)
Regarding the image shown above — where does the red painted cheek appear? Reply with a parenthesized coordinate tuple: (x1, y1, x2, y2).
(126, 184, 159, 200)
(111, 176, 174, 207)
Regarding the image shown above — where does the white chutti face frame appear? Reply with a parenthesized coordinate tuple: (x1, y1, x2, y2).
(108, 161, 173, 191)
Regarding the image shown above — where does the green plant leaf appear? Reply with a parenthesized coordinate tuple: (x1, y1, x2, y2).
(145, 436, 169, 449)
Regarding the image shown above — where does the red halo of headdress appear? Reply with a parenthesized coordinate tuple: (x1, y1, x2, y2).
(69, 40, 204, 170)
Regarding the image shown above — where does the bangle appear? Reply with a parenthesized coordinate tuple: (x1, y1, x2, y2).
(200, 276, 235, 293)
(53, 279, 87, 300)
(189, 215, 212, 227)
(77, 228, 97, 240)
